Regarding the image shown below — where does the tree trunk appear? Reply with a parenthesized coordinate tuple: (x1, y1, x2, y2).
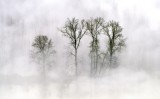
(75, 49, 78, 77)
(42, 53, 46, 79)
(42, 53, 46, 99)
(109, 54, 112, 68)
(95, 49, 98, 75)
(90, 52, 93, 77)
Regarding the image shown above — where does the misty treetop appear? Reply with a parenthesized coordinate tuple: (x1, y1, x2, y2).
(102, 20, 126, 69)
(59, 18, 87, 77)
(31, 35, 55, 77)
(31, 17, 126, 78)
(85, 17, 105, 77)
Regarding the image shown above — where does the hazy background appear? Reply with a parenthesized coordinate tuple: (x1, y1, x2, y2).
(0, 0, 160, 99)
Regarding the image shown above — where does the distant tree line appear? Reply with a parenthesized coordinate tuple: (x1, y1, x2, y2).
(31, 17, 126, 78)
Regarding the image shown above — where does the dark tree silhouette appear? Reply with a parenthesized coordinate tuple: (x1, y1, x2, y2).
(86, 17, 104, 76)
(60, 18, 87, 76)
(31, 35, 55, 78)
(102, 21, 125, 68)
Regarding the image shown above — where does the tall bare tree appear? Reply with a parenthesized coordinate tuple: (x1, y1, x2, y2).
(60, 18, 87, 76)
(86, 17, 104, 76)
(102, 21, 125, 68)
(31, 35, 55, 78)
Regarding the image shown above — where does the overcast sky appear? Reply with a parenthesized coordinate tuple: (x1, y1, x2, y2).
(0, 0, 160, 99)
(0, 0, 160, 75)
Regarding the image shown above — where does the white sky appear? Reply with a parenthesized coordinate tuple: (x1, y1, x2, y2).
(0, 0, 160, 99)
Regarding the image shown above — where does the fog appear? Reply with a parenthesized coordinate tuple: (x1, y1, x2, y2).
(0, 0, 160, 99)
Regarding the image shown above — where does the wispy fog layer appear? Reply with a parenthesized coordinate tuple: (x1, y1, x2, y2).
(0, 0, 160, 99)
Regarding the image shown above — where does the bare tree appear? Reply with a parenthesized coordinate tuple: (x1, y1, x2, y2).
(86, 17, 104, 76)
(60, 18, 87, 76)
(31, 35, 55, 78)
(102, 21, 126, 68)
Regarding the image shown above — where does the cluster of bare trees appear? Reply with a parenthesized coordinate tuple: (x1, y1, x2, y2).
(31, 17, 126, 78)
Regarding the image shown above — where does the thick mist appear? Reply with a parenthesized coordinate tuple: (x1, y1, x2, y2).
(0, 0, 160, 99)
